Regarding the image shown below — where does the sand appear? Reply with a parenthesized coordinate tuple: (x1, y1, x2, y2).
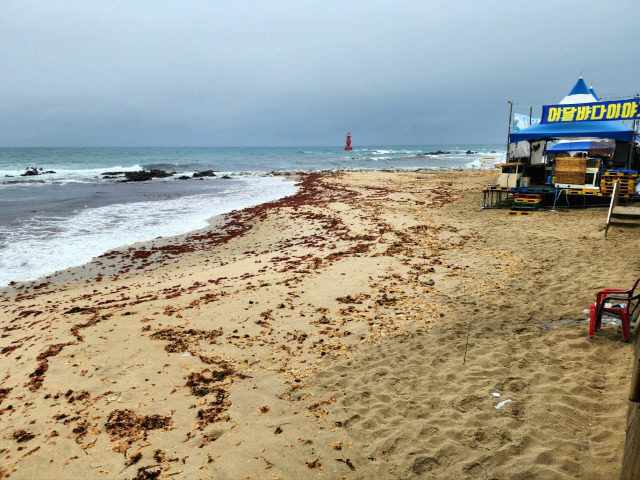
(0, 171, 637, 479)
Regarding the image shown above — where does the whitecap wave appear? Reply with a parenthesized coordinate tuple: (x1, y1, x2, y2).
(0, 176, 298, 286)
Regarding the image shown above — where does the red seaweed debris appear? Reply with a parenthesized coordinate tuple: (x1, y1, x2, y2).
(0, 387, 11, 405)
(26, 342, 75, 391)
(105, 409, 173, 451)
(94, 174, 358, 276)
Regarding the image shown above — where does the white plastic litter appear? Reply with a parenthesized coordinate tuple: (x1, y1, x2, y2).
(490, 392, 501, 398)
(495, 399, 512, 409)
(181, 352, 192, 357)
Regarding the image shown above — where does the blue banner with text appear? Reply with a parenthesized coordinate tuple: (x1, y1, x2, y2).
(541, 98, 640, 124)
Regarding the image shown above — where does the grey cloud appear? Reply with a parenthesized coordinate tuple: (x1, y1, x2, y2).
(1, 0, 639, 146)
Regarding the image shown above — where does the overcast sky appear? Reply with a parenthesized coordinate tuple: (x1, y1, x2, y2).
(2, 1, 639, 147)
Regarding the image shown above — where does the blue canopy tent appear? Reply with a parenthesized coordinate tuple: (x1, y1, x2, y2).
(509, 119, 634, 143)
(509, 78, 635, 144)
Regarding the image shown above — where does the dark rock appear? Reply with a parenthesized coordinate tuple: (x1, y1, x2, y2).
(21, 167, 40, 176)
(420, 150, 450, 156)
(465, 150, 475, 154)
(177, 175, 190, 180)
(123, 171, 154, 182)
(20, 167, 56, 176)
(220, 175, 232, 179)
(122, 170, 174, 182)
(101, 171, 126, 176)
(192, 170, 216, 178)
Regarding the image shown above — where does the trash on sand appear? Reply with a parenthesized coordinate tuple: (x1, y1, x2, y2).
(181, 352, 192, 357)
(490, 392, 501, 398)
(495, 399, 512, 409)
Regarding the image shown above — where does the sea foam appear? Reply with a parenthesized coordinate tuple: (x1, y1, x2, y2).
(0, 176, 298, 286)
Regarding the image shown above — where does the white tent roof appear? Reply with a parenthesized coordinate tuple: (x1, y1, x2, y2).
(558, 77, 598, 104)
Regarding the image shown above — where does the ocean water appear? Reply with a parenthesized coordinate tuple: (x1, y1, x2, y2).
(0, 145, 504, 286)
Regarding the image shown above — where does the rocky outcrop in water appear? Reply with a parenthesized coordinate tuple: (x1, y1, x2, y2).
(192, 170, 216, 178)
(419, 150, 450, 156)
(101, 170, 217, 181)
(122, 170, 174, 182)
(20, 167, 56, 176)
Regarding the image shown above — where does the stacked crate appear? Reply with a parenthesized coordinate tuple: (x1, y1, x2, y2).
(508, 193, 542, 215)
(600, 171, 637, 196)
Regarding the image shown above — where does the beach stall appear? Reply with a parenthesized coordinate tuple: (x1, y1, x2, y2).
(482, 78, 640, 211)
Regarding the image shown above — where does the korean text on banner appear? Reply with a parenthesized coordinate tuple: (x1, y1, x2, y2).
(541, 98, 640, 124)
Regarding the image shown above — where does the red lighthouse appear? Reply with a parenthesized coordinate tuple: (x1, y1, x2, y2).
(345, 132, 352, 151)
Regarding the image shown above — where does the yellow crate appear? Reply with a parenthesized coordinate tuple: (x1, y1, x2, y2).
(568, 190, 601, 196)
(603, 171, 638, 177)
(601, 184, 634, 190)
(602, 187, 634, 192)
(508, 211, 533, 216)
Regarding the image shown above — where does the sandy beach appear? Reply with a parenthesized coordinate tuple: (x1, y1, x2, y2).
(0, 170, 636, 479)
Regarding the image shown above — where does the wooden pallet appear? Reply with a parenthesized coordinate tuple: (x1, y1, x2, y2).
(602, 188, 634, 195)
(602, 179, 634, 185)
(602, 180, 633, 184)
(510, 204, 540, 212)
(514, 187, 555, 194)
(567, 190, 601, 196)
(604, 172, 638, 178)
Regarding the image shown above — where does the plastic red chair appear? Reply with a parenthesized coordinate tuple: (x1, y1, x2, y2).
(589, 278, 640, 343)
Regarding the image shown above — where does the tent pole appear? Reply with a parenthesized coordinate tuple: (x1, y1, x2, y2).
(630, 94, 639, 169)
(506, 100, 513, 162)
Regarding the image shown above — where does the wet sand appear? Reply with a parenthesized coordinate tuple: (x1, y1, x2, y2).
(0, 171, 636, 479)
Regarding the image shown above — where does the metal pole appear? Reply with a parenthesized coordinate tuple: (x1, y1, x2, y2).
(627, 94, 639, 169)
(634, 95, 639, 168)
(529, 106, 532, 125)
(506, 100, 513, 162)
